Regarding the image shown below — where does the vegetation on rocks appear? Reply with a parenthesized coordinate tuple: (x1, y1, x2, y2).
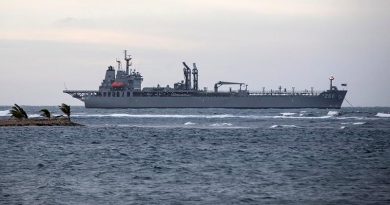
(40, 109, 51, 119)
(59, 103, 71, 121)
(10, 104, 28, 119)
(0, 103, 82, 127)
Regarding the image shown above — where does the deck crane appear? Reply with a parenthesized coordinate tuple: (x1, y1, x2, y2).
(214, 81, 246, 92)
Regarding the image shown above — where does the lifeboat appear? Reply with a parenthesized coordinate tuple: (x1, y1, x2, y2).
(112, 81, 126, 88)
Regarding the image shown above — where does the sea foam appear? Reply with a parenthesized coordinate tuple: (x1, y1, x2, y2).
(184, 122, 196, 125)
(327, 111, 340, 116)
(72, 113, 235, 119)
(280, 112, 296, 116)
(0, 110, 10, 117)
(210, 123, 232, 127)
(376, 113, 390, 118)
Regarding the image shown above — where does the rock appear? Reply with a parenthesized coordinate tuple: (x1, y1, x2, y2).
(0, 118, 84, 127)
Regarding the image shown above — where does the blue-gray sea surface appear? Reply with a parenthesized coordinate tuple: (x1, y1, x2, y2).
(1, 106, 390, 204)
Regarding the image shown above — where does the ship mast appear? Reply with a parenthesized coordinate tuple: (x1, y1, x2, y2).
(329, 76, 334, 90)
(124, 50, 132, 75)
(116, 58, 121, 70)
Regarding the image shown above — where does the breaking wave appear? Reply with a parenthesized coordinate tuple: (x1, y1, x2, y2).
(69, 113, 366, 120)
(0, 110, 10, 117)
(353, 122, 366, 125)
(72, 113, 235, 119)
(270, 124, 300, 128)
(376, 113, 390, 118)
(280, 112, 296, 116)
(327, 111, 340, 116)
(184, 122, 196, 125)
(28, 114, 41, 118)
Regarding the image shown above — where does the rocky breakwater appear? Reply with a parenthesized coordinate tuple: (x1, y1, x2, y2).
(0, 118, 83, 127)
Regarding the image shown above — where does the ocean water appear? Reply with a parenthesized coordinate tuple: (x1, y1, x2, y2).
(1, 106, 389, 204)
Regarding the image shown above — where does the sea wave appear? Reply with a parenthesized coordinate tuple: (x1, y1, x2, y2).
(376, 112, 390, 118)
(270, 124, 300, 128)
(70, 113, 363, 120)
(184, 122, 196, 125)
(210, 123, 232, 127)
(72, 113, 235, 119)
(327, 111, 340, 116)
(280, 112, 296, 116)
(0, 110, 10, 117)
(272, 115, 332, 119)
(353, 122, 366, 125)
(28, 114, 41, 118)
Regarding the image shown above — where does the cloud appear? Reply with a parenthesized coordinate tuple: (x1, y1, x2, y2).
(189, 0, 342, 17)
(0, 28, 203, 51)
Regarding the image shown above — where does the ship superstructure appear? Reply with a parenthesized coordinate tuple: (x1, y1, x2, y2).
(64, 51, 347, 108)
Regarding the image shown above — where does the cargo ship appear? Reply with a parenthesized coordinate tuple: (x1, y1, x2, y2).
(64, 51, 347, 108)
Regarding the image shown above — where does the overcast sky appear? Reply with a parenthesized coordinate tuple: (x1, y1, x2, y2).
(0, 0, 389, 106)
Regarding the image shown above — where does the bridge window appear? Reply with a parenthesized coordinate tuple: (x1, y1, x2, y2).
(103, 92, 106, 97)
(127, 92, 130, 97)
(117, 92, 120, 97)
(108, 92, 111, 97)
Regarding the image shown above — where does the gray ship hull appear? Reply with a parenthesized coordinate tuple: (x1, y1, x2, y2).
(83, 91, 347, 109)
(64, 51, 348, 109)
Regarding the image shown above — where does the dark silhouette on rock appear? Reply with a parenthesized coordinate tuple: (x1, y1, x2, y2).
(59, 103, 71, 121)
(40, 109, 51, 119)
(9, 104, 28, 119)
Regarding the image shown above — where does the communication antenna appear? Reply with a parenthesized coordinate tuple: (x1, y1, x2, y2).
(63, 82, 68, 90)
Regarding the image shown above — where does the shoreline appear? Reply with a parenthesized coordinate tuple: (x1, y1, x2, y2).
(0, 118, 83, 127)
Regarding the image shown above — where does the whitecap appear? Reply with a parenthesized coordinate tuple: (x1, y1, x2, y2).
(375, 112, 390, 118)
(327, 111, 340, 116)
(353, 122, 366, 125)
(336, 117, 364, 120)
(273, 115, 331, 119)
(340, 126, 346, 129)
(72, 113, 235, 119)
(270, 124, 299, 128)
(0, 110, 10, 117)
(281, 125, 300, 128)
(280, 112, 296, 116)
(184, 122, 196, 125)
(28, 114, 41, 118)
(210, 123, 232, 127)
